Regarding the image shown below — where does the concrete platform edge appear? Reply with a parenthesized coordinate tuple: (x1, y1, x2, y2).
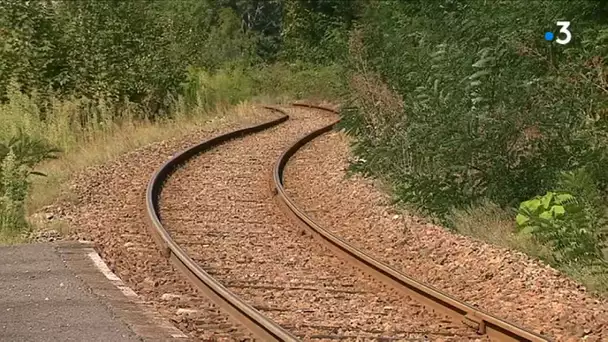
(55, 241, 189, 342)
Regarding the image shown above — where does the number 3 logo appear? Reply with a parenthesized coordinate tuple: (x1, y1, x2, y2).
(556, 21, 572, 45)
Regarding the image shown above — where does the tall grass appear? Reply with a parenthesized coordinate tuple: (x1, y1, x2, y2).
(182, 63, 346, 111)
(0, 129, 59, 240)
(0, 64, 346, 243)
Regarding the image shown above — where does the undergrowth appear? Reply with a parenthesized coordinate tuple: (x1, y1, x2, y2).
(3, 0, 607, 295)
(340, 0, 608, 293)
(0, 131, 59, 239)
(0, 63, 344, 243)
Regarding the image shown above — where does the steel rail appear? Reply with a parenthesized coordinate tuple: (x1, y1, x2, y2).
(145, 105, 300, 342)
(273, 103, 553, 342)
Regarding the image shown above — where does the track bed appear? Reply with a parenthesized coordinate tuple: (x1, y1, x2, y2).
(157, 106, 479, 341)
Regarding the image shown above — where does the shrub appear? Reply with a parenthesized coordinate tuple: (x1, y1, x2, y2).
(0, 132, 59, 236)
(516, 169, 607, 265)
(341, 0, 608, 220)
(181, 63, 347, 111)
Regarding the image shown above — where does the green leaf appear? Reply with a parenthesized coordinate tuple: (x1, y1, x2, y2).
(541, 192, 553, 210)
(521, 225, 536, 234)
(554, 193, 574, 204)
(521, 198, 541, 212)
(539, 211, 552, 220)
(472, 96, 484, 104)
(551, 205, 566, 217)
(468, 70, 490, 80)
(515, 213, 529, 226)
(472, 57, 495, 68)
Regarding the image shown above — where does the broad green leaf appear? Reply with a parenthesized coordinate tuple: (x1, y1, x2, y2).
(515, 213, 529, 226)
(521, 198, 541, 212)
(521, 225, 536, 234)
(539, 211, 552, 220)
(551, 205, 565, 217)
(541, 192, 553, 209)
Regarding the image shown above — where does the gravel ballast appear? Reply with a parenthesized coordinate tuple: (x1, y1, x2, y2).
(157, 106, 480, 341)
(48, 110, 282, 341)
(282, 130, 608, 342)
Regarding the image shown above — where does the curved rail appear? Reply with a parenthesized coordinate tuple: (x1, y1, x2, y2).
(145, 106, 299, 342)
(273, 103, 552, 342)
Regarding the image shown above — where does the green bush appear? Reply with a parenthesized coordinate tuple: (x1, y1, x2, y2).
(1, 1, 181, 110)
(515, 191, 600, 263)
(0, 132, 59, 236)
(280, 0, 359, 64)
(0, 0, 351, 114)
(0, 0, 264, 114)
(516, 192, 575, 233)
(181, 63, 346, 111)
(341, 0, 608, 220)
(516, 169, 607, 265)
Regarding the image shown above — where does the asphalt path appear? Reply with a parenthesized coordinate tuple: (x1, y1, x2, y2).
(0, 242, 181, 342)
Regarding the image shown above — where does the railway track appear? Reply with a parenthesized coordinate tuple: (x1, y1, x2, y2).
(145, 103, 552, 342)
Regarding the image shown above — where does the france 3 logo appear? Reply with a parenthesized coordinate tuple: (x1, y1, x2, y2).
(544, 21, 572, 45)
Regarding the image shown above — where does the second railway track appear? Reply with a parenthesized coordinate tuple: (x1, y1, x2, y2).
(145, 104, 551, 341)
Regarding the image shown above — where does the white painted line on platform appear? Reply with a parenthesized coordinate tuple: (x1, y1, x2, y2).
(87, 249, 189, 339)
(88, 251, 121, 281)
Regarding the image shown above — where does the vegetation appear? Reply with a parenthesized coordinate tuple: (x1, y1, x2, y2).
(0, 0, 344, 241)
(0, 0, 606, 292)
(0, 131, 59, 238)
(340, 0, 608, 292)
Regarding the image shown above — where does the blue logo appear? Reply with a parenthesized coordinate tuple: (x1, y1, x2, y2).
(544, 31, 554, 41)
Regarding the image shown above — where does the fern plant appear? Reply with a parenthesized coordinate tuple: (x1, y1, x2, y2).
(0, 132, 60, 235)
(557, 168, 608, 263)
(0, 131, 61, 173)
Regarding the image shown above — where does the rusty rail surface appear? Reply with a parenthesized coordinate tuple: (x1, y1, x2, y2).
(272, 102, 552, 342)
(145, 106, 299, 342)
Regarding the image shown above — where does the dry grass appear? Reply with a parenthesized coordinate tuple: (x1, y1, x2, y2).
(0, 63, 347, 244)
(0, 88, 273, 245)
(0, 234, 28, 245)
(560, 264, 608, 295)
(456, 204, 550, 258)
(449, 199, 608, 295)
(26, 101, 268, 214)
